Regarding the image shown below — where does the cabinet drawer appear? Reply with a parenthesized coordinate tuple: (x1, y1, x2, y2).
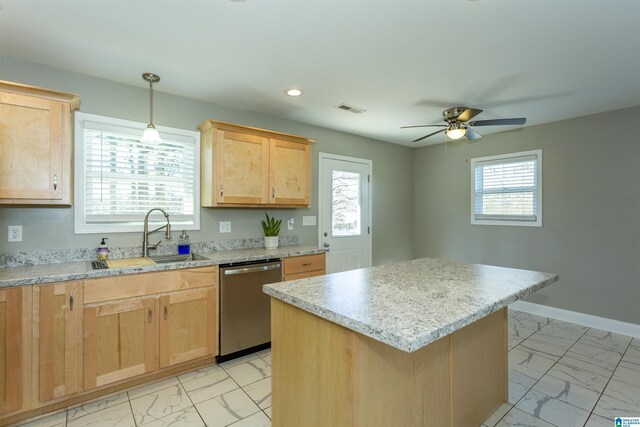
(283, 254, 325, 276)
(84, 266, 218, 304)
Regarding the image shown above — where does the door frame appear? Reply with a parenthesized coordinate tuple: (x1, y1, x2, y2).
(318, 152, 373, 269)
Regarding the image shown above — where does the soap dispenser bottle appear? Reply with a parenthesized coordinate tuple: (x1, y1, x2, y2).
(178, 230, 190, 254)
(97, 237, 109, 261)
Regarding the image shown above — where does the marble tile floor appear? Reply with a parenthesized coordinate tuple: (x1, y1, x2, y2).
(18, 310, 640, 427)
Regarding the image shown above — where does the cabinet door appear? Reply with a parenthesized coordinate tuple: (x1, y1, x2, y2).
(83, 298, 158, 390)
(159, 288, 217, 368)
(0, 91, 64, 201)
(0, 288, 23, 414)
(217, 130, 269, 204)
(38, 282, 80, 402)
(269, 138, 311, 206)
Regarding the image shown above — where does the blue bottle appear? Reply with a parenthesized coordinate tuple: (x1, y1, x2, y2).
(178, 230, 190, 255)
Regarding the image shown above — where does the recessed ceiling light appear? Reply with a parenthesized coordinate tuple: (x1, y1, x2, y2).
(285, 88, 303, 97)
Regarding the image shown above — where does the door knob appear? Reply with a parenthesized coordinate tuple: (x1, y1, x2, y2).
(323, 232, 328, 237)
(323, 242, 330, 248)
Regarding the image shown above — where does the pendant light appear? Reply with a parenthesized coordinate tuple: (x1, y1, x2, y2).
(141, 72, 161, 142)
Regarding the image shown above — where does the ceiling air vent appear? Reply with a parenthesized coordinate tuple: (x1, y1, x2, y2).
(336, 103, 366, 114)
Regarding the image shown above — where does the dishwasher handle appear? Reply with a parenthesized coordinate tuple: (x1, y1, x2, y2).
(223, 263, 281, 276)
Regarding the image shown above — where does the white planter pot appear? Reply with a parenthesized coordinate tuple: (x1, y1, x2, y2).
(264, 236, 279, 250)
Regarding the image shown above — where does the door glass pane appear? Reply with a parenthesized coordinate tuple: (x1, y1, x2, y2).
(331, 170, 361, 236)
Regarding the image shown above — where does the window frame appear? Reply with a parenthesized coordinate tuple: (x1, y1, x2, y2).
(74, 112, 201, 234)
(470, 149, 542, 227)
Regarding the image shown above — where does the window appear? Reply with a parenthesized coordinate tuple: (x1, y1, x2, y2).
(331, 170, 361, 236)
(470, 149, 542, 227)
(74, 112, 200, 234)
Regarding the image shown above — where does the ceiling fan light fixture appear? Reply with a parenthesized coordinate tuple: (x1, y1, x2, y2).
(446, 125, 466, 140)
(141, 72, 161, 143)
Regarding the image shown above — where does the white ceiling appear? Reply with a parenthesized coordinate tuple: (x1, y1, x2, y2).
(1, 0, 639, 147)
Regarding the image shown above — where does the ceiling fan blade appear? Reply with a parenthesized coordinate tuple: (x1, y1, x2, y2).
(413, 128, 446, 143)
(401, 124, 447, 129)
(466, 127, 482, 141)
(457, 108, 483, 122)
(468, 118, 526, 127)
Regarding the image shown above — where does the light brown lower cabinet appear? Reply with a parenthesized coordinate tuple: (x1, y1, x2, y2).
(38, 282, 80, 401)
(83, 297, 159, 390)
(83, 267, 219, 390)
(0, 287, 29, 415)
(159, 287, 218, 368)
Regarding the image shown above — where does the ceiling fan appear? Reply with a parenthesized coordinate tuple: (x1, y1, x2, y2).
(402, 106, 526, 143)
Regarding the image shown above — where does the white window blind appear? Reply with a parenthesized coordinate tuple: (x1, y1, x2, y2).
(470, 150, 542, 227)
(74, 112, 200, 234)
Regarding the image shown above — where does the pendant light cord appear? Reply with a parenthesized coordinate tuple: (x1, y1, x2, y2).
(149, 80, 154, 126)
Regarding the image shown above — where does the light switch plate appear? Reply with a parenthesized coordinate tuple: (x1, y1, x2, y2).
(8, 225, 22, 242)
(287, 218, 294, 230)
(302, 216, 317, 226)
(219, 221, 231, 233)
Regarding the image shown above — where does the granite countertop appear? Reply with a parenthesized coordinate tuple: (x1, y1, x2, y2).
(264, 257, 558, 353)
(0, 246, 324, 288)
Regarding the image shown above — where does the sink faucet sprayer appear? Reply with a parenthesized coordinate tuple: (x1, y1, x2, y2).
(142, 208, 172, 257)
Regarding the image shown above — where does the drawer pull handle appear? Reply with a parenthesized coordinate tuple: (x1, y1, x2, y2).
(272, 187, 275, 199)
(69, 292, 74, 311)
(220, 185, 224, 197)
(53, 175, 58, 190)
(164, 305, 168, 320)
(148, 307, 152, 323)
(302, 262, 311, 267)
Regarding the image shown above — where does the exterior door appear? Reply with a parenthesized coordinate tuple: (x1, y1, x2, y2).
(159, 288, 217, 368)
(319, 154, 371, 274)
(83, 298, 158, 390)
(38, 282, 80, 402)
(217, 130, 269, 204)
(0, 91, 63, 200)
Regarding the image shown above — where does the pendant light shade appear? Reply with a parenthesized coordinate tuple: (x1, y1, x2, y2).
(141, 72, 161, 143)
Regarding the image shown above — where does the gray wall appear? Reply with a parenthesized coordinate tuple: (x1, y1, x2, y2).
(414, 106, 640, 324)
(0, 55, 415, 266)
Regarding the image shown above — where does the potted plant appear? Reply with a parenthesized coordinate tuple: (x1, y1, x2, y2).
(261, 212, 282, 250)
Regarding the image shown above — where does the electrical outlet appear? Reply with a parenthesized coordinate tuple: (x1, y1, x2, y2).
(287, 218, 294, 230)
(302, 216, 317, 226)
(219, 221, 231, 233)
(8, 225, 22, 242)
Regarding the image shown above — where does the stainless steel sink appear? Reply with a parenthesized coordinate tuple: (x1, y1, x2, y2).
(147, 253, 207, 264)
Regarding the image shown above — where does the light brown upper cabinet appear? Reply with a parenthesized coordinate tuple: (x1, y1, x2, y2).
(199, 120, 314, 208)
(0, 81, 80, 205)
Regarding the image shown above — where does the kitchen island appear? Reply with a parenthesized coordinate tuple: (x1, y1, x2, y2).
(263, 257, 558, 427)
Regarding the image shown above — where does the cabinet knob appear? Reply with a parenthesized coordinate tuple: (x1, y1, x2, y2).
(53, 175, 58, 190)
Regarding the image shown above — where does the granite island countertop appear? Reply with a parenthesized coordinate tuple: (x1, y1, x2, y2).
(0, 245, 325, 288)
(264, 257, 558, 353)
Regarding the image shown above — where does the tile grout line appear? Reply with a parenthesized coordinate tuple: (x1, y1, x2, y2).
(497, 314, 591, 427)
(175, 373, 208, 427)
(585, 337, 634, 423)
(126, 392, 139, 427)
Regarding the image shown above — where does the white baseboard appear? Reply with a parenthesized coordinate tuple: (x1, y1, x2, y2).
(509, 301, 640, 340)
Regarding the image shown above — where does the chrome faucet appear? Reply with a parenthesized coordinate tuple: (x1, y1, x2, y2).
(142, 208, 172, 257)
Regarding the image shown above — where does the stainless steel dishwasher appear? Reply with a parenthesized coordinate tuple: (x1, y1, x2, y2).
(218, 259, 282, 362)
